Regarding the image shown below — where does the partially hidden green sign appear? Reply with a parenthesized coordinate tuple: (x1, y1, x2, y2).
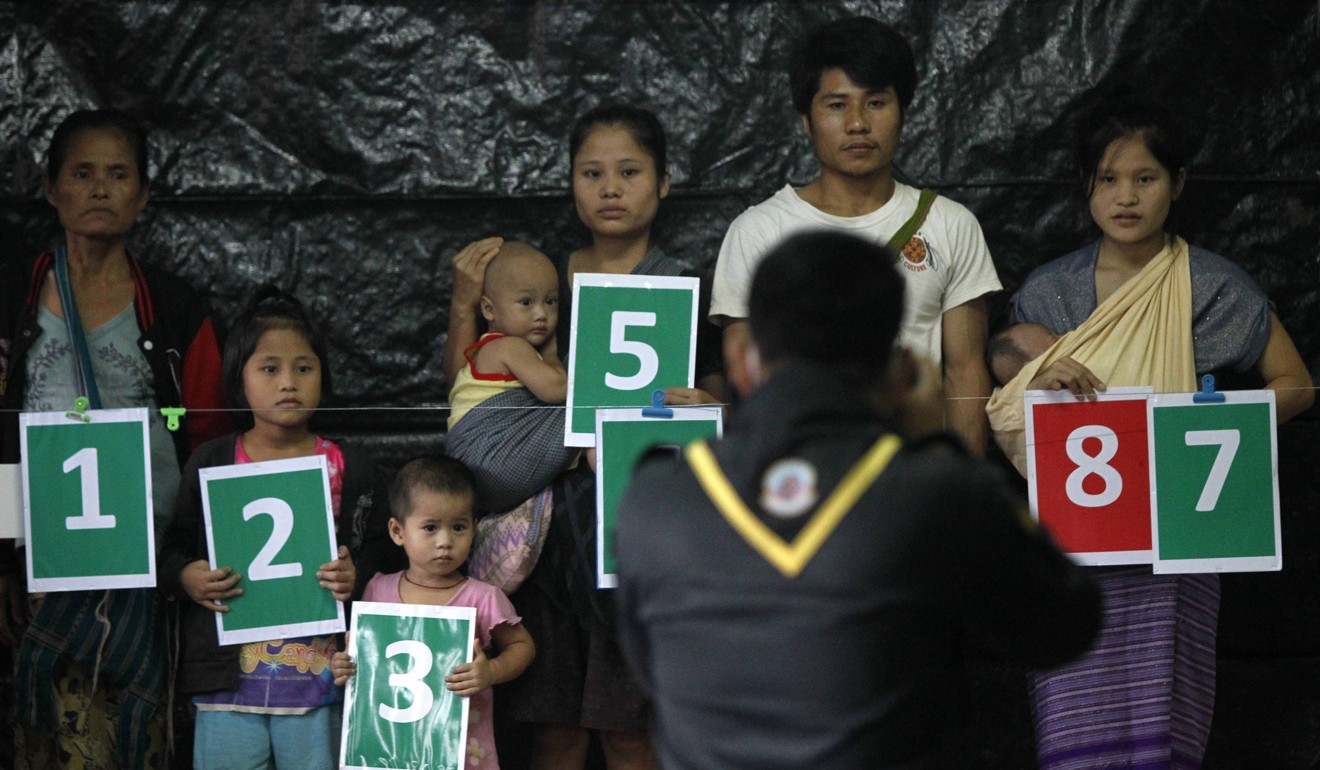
(565, 273, 699, 447)
(21, 409, 154, 591)
(595, 406, 722, 588)
(340, 601, 475, 770)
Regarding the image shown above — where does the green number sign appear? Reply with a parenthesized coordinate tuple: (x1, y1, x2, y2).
(340, 601, 475, 770)
(565, 273, 700, 446)
(21, 409, 155, 591)
(1149, 390, 1279, 573)
(200, 455, 344, 645)
(595, 406, 722, 588)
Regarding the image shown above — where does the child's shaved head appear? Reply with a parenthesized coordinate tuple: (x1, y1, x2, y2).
(483, 242, 556, 296)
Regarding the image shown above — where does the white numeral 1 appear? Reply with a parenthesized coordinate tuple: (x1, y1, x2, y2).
(63, 448, 116, 530)
(242, 498, 303, 580)
(378, 640, 435, 724)
(1184, 429, 1240, 512)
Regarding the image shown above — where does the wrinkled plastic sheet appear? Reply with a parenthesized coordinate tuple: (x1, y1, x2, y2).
(1, 0, 1318, 661)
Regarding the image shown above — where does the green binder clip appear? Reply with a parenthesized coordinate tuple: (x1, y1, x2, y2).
(65, 396, 90, 423)
(161, 407, 187, 432)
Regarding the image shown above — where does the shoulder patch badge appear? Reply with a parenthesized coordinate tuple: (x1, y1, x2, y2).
(760, 458, 818, 518)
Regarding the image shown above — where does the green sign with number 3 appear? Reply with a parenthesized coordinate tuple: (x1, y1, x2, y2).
(565, 273, 700, 446)
(1149, 390, 1280, 573)
(341, 602, 475, 770)
(21, 409, 155, 592)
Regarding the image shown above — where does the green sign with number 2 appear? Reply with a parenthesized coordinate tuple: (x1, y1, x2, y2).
(201, 455, 344, 645)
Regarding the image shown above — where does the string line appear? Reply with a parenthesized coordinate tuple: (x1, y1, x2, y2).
(1, 385, 1316, 414)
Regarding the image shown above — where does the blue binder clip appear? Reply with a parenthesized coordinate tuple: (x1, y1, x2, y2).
(65, 396, 90, 423)
(160, 407, 187, 432)
(641, 389, 673, 418)
(1192, 374, 1225, 403)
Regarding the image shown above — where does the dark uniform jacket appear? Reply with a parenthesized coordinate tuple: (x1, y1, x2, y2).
(616, 361, 1100, 770)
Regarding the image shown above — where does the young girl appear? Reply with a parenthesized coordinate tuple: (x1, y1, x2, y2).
(160, 287, 380, 770)
(330, 456, 535, 770)
(443, 242, 579, 513)
(987, 97, 1312, 768)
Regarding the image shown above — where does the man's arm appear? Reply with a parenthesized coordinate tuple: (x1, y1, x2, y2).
(941, 297, 991, 456)
(720, 319, 754, 398)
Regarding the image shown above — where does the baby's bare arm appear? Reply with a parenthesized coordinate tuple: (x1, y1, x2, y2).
(475, 337, 567, 404)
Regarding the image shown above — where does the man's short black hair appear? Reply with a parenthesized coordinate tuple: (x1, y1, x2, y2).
(789, 16, 918, 118)
(749, 231, 903, 386)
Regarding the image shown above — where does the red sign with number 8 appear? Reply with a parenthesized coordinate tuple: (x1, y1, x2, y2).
(1027, 395, 1152, 562)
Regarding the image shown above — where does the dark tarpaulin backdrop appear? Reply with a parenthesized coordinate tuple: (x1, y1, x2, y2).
(2, 1, 1318, 766)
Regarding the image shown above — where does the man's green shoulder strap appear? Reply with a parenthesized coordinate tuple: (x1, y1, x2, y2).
(889, 187, 937, 251)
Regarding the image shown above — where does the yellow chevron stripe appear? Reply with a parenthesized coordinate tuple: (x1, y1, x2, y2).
(685, 434, 902, 578)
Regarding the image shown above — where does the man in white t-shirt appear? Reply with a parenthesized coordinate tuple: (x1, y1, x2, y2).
(711, 16, 1001, 454)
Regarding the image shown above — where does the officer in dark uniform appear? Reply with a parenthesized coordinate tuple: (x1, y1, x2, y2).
(616, 231, 1100, 769)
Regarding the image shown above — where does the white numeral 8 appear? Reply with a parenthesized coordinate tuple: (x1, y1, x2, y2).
(1064, 425, 1123, 508)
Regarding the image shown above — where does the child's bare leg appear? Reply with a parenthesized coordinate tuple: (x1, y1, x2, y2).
(601, 728, 655, 770)
(531, 723, 590, 770)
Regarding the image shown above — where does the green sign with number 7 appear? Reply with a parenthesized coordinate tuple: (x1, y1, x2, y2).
(21, 408, 155, 592)
(565, 273, 700, 447)
(1149, 390, 1279, 573)
(200, 455, 344, 645)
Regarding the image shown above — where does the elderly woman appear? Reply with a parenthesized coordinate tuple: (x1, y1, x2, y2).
(0, 109, 229, 769)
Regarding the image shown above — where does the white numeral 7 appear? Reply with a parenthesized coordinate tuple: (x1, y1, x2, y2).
(1184, 429, 1240, 512)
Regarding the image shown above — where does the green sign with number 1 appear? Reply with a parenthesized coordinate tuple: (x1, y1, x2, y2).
(21, 409, 155, 592)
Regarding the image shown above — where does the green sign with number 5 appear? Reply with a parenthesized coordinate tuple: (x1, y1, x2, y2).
(565, 273, 699, 446)
(21, 409, 155, 592)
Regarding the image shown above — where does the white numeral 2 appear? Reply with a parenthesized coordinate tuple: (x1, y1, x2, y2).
(378, 640, 435, 724)
(63, 448, 116, 530)
(1184, 429, 1240, 512)
(242, 498, 303, 580)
